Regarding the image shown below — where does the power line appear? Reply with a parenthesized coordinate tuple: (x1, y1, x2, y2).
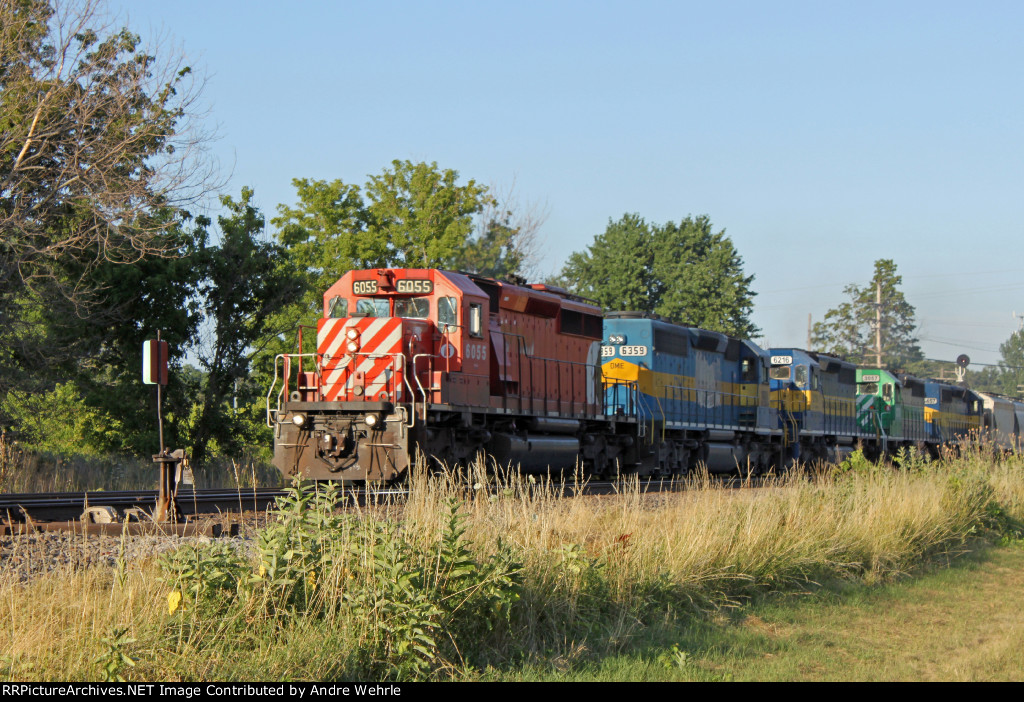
(757, 267, 1023, 297)
(926, 357, 1024, 370)
(917, 336, 999, 353)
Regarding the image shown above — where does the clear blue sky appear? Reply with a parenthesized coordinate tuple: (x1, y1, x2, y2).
(115, 0, 1024, 366)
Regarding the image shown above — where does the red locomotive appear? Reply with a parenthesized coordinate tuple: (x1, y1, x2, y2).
(268, 268, 638, 481)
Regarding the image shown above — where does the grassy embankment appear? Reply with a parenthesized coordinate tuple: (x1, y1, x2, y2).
(1, 445, 1022, 681)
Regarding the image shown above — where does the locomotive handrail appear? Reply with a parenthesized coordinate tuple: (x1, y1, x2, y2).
(411, 352, 437, 421)
(295, 324, 319, 377)
(602, 377, 639, 420)
(266, 352, 320, 427)
(657, 383, 758, 430)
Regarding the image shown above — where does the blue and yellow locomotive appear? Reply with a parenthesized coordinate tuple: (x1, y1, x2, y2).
(599, 314, 991, 477)
(767, 349, 864, 465)
(601, 312, 776, 475)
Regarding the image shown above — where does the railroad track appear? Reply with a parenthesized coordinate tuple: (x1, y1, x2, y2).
(0, 487, 287, 523)
(1, 474, 766, 536)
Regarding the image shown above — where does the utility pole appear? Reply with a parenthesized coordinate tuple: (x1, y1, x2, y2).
(1014, 311, 1024, 332)
(806, 313, 812, 350)
(875, 280, 882, 367)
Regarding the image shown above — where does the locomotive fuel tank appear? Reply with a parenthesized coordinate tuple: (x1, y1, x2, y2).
(487, 433, 582, 473)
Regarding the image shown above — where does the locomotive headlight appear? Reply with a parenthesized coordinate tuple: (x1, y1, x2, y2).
(345, 328, 360, 341)
(346, 340, 360, 353)
(363, 413, 380, 429)
(292, 413, 307, 427)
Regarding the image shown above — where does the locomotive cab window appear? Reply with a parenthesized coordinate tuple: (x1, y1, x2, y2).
(468, 303, 483, 338)
(394, 297, 430, 319)
(882, 384, 894, 402)
(328, 296, 347, 319)
(741, 359, 757, 383)
(769, 366, 790, 381)
(438, 297, 457, 332)
(355, 298, 389, 317)
(858, 382, 878, 394)
(794, 365, 808, 388)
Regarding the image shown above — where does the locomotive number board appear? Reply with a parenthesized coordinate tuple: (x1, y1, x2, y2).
(618, 345, 648, 356)
(395, 279, 433, 294)
(351, 279, 434, 295)
(770, 355, 793, 365)
(352, 280, 378, 295)
(602, 345, 648, 357)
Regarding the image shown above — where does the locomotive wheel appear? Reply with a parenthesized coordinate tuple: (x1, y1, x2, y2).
(598, 454, 618, 480)
(603, 455, 622, 480)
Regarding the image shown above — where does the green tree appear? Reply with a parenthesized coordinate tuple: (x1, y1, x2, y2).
(458, 181, 546, 280)
(0, 213, 204, 454)
(811, 259, 923, 368)
(460, 217, 525, 280)
(269, 161, 492, 339)
(652, 216, 758, 338)
(0, 0, 216, 452)
(557, 214, 656, 312)
(186, 189, 302, 469)
(271, 177, 371, 333)
(365, 160, 490, 268)
(0, 0, 215, 339)
(989, 329, 1024, 398)
(557, 213, 758, 338)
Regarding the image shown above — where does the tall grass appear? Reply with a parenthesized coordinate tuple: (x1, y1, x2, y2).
(0, 432, 279, 493)
(1, 447, 1022, 681)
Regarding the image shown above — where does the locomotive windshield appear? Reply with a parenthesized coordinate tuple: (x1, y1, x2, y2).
(355, 298, 390, 317)
(352, 295, 453, 324)
(769, 366, 790, 381)
(438, 297, 457, 331)
(394, 297, 430, 319)
(328, 296, 347, 318)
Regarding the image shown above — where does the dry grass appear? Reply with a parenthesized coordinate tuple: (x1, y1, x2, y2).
(0, 446, 1021, 681)
(0, 433, 279, 493)
(409, 452, 1011, 599)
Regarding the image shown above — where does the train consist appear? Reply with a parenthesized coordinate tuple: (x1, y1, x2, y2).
(267, 268, 1024, 482)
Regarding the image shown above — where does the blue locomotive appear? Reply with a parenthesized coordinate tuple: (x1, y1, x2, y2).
(599, 313, 1016, 476)
(601, 312, 776, 475)
(767, 349, 864, 465)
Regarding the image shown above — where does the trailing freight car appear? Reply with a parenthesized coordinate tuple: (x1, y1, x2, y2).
(975, 391, 1024, 451)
